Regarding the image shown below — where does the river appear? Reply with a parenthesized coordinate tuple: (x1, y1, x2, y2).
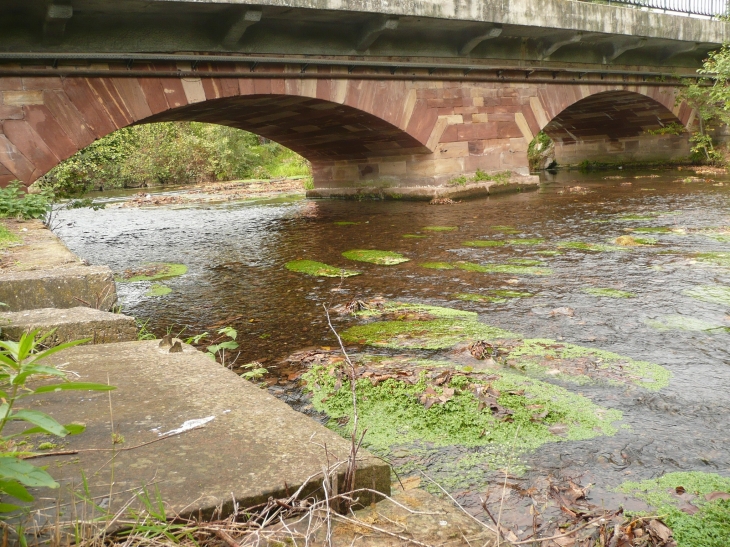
(56, 168, 730, 532)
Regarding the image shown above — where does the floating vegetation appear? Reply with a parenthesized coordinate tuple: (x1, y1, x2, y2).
(644, 315, 725, 332)
(285, 260, 361, 278)
(583, 287, 635, 299)
(695, 252, 730, 268)
(118, 263, 188, 282)
(352, 301, 477, 321)
(614, 235, 656, 246)
(456, 261, 552, 276)
(558, 242, 627, 252)
(696, 228, 730, 243)
(507, 238, 545, 245)
(402, 234, 428, 239)
(684, 285, 730, 306)
(333, 221, 360, 226)
(420, 262, 454, 270)
(423, 226, 458, 232)
(491, 225, 520, 234)
(462, 240, 505, 247)
(536, 250, 561, 256)
(342, 249, 410, 265)
(508, 259, 544, 266)
(632, 227, 673, 233)
(145, 284, 172, 297)
(619, 472, 730, 547)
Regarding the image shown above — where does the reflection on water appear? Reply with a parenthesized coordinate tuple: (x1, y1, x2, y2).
(57, 169, 730, 512)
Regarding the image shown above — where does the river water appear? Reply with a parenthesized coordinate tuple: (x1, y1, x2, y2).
(56, 169, 730, 525)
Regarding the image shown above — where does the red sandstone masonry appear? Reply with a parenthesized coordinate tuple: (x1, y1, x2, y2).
(0, 69, 694, 188)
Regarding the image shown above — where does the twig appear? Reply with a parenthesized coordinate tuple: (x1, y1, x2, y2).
(23, 425, 208, 459)
(510, 514, 607, 545)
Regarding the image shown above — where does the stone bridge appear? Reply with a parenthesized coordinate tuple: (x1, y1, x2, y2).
(0, 0, 728, 193)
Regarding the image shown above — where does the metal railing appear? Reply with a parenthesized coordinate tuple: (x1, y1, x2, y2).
(595, 0, 728, 17)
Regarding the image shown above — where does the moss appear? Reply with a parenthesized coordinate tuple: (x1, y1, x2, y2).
(420, 262, 454, 270)
(463, 240, 505, 248)
(146, 284, 172, 297)
(423, 226, 458, 232)
(342, 249, 410, 265)
(684, 285, 730, 306)
(456, 261, 552, 276)
(644, 315, 726, 332)
(37, 442, 58, 450)
(285, 260, 361, 277)
(583, 288, 635, 298)
(507, 238, 545, 246)
(355, 302, 477, 321)
(342, 318, 518, 350)
(304, 364, 622, 464)
(619, 472, 730, 547)
(0, 224, 19, 250)
(118, 263, 188, 282)
(333, 221, 360, 226)
(402, 234, 428, 239)
(506, 338, 670, 390)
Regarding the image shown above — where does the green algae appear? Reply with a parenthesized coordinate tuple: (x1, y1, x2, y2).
(454, 293, 505, 303)
(644, 315, 725, 332)
(285, 260, 361, 278)
(402, 234, 428, 239)
(506, 238, 545, 246)
(420, 262, 454, 270)
(558, 241, 628, 252)
(505, 338, 670, 390)
(633, 237, 658, 245)
(492, 290, 533, 298)
(341, 318, 518, 350)
(684, 285, 730, 306)
(491, 225, 520, 234)
(536, 250, 561, 256)
(696, 252, 730, 268)
(583, 287, 635, 299)
(507, 259, 544, 266)
(462, 240, 505, 247)
(354, 302, 477, 321)
(632, 227, 673, 233)
(342, 249, 410, 265)
(333, 221, 360, 226)
(619, 472, 730, 547)
(456, 261, 552, 276)
(423, 226, 458, 232)
(146, 284, 172, 297)
(118, 263, 188, 282)
(303, 364, 622, 465)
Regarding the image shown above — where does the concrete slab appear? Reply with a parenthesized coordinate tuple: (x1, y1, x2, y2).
(0, 220, 118, 312)
(21, 340, 390, 535)
(0, 307, 137, 345)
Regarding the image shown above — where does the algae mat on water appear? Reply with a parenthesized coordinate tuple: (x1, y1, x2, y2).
(583, 287, 635, 298)
(684, 285, 730, 306)
(117, 263, 187, 282)
(285, 260, 361, 278)
(342, 249, 410, 265)
(619, 472, 730, 547)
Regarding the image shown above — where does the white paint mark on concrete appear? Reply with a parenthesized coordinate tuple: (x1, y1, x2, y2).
(159, 415, 215, 436)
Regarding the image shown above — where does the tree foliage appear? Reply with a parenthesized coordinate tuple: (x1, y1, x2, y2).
(37, 122, 310, 193)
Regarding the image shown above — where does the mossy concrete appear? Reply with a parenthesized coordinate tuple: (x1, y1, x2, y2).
(0, 307, 137, 346)
(22, 341, 390, 532)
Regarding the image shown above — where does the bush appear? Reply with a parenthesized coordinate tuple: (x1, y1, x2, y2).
(0, 182, 49, 220)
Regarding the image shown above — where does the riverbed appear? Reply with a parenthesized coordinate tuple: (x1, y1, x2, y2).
(56, 168, 730, 533)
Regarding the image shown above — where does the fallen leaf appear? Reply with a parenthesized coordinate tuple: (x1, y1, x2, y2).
(648, 519, 672, 541)
(705, 491, 730, 502)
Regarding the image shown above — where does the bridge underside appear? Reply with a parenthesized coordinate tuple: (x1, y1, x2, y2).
(543, 90, 692, 166)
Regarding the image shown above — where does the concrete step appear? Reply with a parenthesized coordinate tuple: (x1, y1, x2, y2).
(22, 340, 390, 536)
(0, 307, 137, 345)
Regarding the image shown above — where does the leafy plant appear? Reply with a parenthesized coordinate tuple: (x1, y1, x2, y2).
(0, 330, 114, 512)
(188, 327, 241, 368)
(0, 182, 49, 220)
(240, 362, 268, 382)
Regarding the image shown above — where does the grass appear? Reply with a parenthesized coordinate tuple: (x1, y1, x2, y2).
(619, 472, 730, 547)
(285, 260, 361, 277)
(342, 250, 410, 265)
(448, 169, 511, 186)
(0, 224, 19, 250)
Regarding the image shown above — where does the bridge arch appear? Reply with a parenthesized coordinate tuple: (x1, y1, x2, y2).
(530, 86, 694, 166)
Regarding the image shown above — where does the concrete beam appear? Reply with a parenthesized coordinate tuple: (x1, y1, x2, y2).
(539, 32, 583, 59)
(221, 8, 262, 48)
(356, 16, 399, 52)
(661, 41, 700, 61)
(43, 3, 73, 46)
(459, 25, 503, 56)
(603, 37, 646, 63)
